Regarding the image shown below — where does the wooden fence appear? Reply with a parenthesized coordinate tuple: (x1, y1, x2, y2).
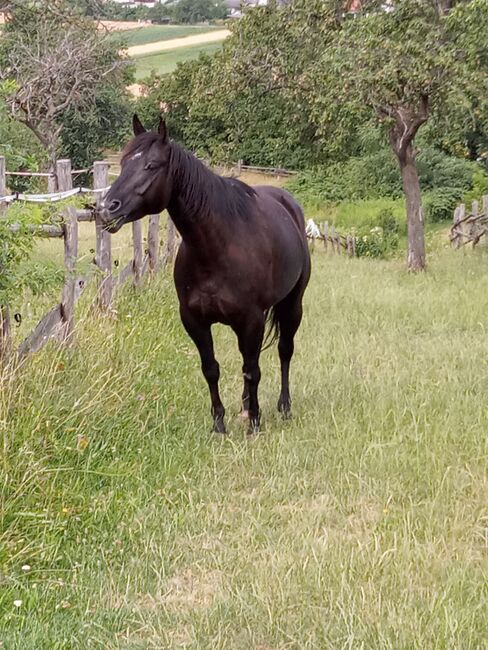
(306, 219, 357, 256)
(0, 156, 178, 361)
(451, 196, 488, 248)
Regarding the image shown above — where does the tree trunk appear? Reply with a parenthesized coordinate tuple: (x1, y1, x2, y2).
(396, 143, 426, 272)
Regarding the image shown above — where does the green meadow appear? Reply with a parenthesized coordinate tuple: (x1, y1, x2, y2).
(1, 237, 488, 648)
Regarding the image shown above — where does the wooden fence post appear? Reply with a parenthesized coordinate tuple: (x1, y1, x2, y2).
(164, 217, 177, 265)
(58, 159, 79, 341)
(148, 214, 160, 272)
(456, 203, 466, 249)
(48, 173, 57, 194)
(0, 306, 11, 363)
(323, 221, 329, 252)
(132, 220, 144, 287)
(93, 161, 112, 309)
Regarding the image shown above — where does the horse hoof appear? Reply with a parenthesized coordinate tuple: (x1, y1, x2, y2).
(213, 419, 227, 435)
(246, 420, 261, 436)
(278, 402, 291, 419)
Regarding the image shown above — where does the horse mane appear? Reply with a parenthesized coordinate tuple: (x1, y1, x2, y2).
(169, 141, 256, 220)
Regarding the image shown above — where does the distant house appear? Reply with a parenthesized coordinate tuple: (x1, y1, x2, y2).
(223, 0, 268, 19)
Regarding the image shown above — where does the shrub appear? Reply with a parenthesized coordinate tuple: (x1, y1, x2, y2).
(462, 169, 488, 205)
(352, 225, 399, 259)
(416, 147, 477, 192)
(423, 187, 463, 222)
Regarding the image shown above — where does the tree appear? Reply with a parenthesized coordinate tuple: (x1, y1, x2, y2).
(168, 0, 227, 24)
(0, 0, 131, 174)
(310, 0, 488, 270)
(193, 0, 488, 271)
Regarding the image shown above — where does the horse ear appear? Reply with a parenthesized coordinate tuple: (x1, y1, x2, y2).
(132, 114, 146, 136)
(158, 117, 168, 143)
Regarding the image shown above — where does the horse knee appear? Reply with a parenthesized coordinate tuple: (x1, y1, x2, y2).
(243, 365, 261, 386)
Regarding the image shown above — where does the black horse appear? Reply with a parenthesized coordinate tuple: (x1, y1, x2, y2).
(100, 115, 310, 435)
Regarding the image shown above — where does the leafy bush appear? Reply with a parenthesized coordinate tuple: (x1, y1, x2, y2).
(347, 226, 397, 259)
(423, 187, 463, 222)
(417, 147, 477, 192)
(287, 151, 402, 206)
(463, 169, 488, 205)
(0, 203, 42, 304)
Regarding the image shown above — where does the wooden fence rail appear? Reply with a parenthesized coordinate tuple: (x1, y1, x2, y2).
(306, 219, 357, 257)
(451, 196, 488, 248)
(0, 156, 178, 361)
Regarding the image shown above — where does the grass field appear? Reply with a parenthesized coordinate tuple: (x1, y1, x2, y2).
(121, 25, 222, 48)
(1, 239, 488, 647)
(133, 42, 223, 79)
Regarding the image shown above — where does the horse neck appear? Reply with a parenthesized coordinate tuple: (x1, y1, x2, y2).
(166, 144, 222, 247)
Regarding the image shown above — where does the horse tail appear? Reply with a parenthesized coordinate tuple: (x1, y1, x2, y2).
(261, 305, 281, 352)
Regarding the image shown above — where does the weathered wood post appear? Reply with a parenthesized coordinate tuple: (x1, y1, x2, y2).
(132, 220, 144, 287)
(0, 306, 11, 363)
(452, 204, 466, 249)
(58, 159, 79, 341)
(93, 161, 112, 309)
(164, 217, 177, 266)
(147, 214, 160, 272)
(352, 235, 356, 258)
(471, 199, 479, 247)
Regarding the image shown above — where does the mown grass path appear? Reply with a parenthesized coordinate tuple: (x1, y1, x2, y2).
(1, 250, 487, 648)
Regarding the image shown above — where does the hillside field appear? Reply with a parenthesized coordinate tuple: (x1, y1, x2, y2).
(121, 24, 223, 47)
(133, 41, 223, 80)
(1, 240, 488, 648)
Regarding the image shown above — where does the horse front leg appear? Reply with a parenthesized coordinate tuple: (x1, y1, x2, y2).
(239, 377, 250, 420)
(235, 315, 265, 435)
(181, 312, 226, 434)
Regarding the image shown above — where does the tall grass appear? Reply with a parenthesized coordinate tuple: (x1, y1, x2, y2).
(1, 248, 488, 648)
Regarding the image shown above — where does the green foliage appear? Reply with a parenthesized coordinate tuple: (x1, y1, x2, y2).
(3, 252, 488, 647)
(423, 187, 463, 223)
(416, 147, 477, 192)
(353, 226, 398, 259)
(0, 97, 46, 194)
(168, 0, 227, 23)
(60, 86, 133, 174)
(463, 169, 488, 204)
(287, 151, 403, 206)
(0, 0, 133, 167)
(0, 203, 43, 304)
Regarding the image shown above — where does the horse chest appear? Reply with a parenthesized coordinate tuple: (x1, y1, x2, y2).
(186, 283, 234, 321)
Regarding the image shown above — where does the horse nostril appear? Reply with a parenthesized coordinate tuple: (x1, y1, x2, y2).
(108, 199, 122, 213)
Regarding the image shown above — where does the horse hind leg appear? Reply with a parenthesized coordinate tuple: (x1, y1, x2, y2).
(275, 291, 305, 419)
(235, 314, 266, 435)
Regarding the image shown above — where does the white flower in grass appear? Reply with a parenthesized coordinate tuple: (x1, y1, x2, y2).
(13, 599, 22, 608)
(21, 565, 31, 572)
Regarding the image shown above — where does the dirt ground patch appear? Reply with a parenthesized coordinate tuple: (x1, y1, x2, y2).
(127, 29, 230, 57)
(99, 20, 153, 32)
